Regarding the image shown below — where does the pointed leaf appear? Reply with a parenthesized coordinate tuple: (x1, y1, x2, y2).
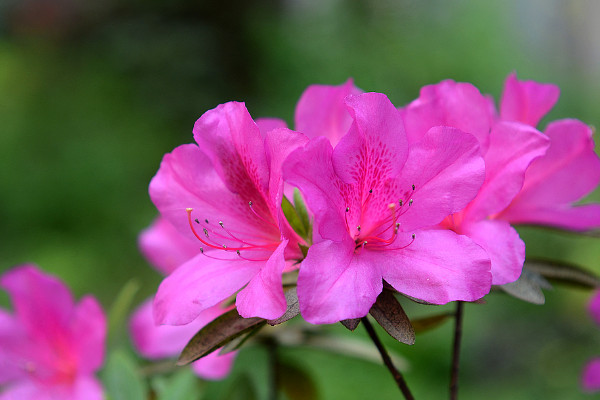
(102, 350, 147, 400)
(293, 188, 311, 236)
(340, 318, 361, 331)
(218, 323, 263, 355)
(279, 360, 320, 400)
(108, 279, 140, 343)
(177, 309, 266, 366)
(267, 287, 299, 326)
(525, 259, 600, 288)
(498, 267, 549, 304)
(410, 313, 453, 333)
(369, 290, 415, 345)
(282, 195, 307, 238)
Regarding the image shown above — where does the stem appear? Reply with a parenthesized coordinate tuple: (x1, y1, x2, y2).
(361, 317, 415, 400)
(449, 301, 464, 400)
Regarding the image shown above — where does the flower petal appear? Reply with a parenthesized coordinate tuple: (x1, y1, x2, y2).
(255, 118, 288, 134)
(500, 72, 560, 127)
(589, 291, 600, 326)
(396, 126, 485, 231)
(193, 102, 269, 197)
(297, 238, 383, 324)
(138, 217, 200, 276)
(461, 219, 525, 285)
(294, 79, 362, 147)
(401, 80, 494, 150)
(464, 121, 549, 221)
(498, 119, 600, 230)
(153, 254, 261, 325)
(70, 296, 106, 374)
(191, 351, 236, 380)
(583, 358, 600, 392)
(380, 230, 491, 304)
(0, 310, 25, 384)
(236, 240, 288, 319)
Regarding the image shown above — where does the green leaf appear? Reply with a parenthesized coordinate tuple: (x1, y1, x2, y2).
(107, 279, 140, 344)
(279, 360, 320, 400)
(102, 350, 147, 400)
(267, 287, 300, 326)
(498, 267, 549, 304)
(282, 195, 307, 238)
(177, 309, 266, 366)
(218, 324, 262, 355)
(224, 374, 258, 400)
(525, 259, 600, 288)
(340, 318, 361, 331)
(154, 368, 201, 400)
(410, 312, 453, 333)
(293, 188, 311, 238)
(369, 290, 415, 345)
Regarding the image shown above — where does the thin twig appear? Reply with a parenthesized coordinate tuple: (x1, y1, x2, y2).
(449, 301, 464, 400)
(361, 317, 415, 400)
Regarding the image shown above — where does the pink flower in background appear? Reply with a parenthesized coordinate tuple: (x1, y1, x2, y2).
(130, 217, 235, 380)
(284, 92, 491, 324)
(496, 73, 600, 231)
(402, 79, 550, 285)
(151, 102, 307, 325)
(0, 265, 106, 400)
(582, 292, 600, 392)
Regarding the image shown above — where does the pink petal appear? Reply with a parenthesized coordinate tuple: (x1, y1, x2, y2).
(236, 240, 288, 320)
(333, 92, 408, 184)
(294, 79, 362, 147)
(70, 296, 106, 374)
(0, 265, 75, 340)
(69, 376, 104, 400)
(191, 351, 236, 380)
(0, 310, 25, 384)
(499, 120, 600, 230)
(583, 358, 600, 392)
(138, 217, 200, 276)
(255, 117, 288, 134)
(380, 230, 491, 304)
(297, 238, 383, 324)
(589, 291, 600, 326)
(149, 144, 280, 249)
(460, 219, 525, 285)
(500, 72, 560, 127)
(153, 253, 261, 325)
(401, 80, 494, 150)
(193, 102, 270, 197)
(130, 299, 225, 359)
(283, 136, 348, 242)
(464, 121, 549, 221)
(396, 126, 485, 231)
(0, 381, 52, 400)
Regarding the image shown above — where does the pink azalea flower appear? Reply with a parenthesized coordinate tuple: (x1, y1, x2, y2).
(151, 102, 307, 325)
(284, 92, 492, 324)
(582, 292, 600, 392)
(496, 73, 600, 231)
(0, 265, 106, 400)
(130, 217, 235, 380)
(402, 79, 550, 285)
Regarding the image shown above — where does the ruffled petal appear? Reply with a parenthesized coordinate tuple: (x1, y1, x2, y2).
(294, 79, 362, 147)
(461, 219, 525, 285)
(500, 72, 560, 127)
(236, 240, 288, 319)
(464, 121, 549, 221)
(380, 230, 491, 304)
(401, 79, 494, 150)
(191, 351, 236, 381)
(498, 120, 600, 230)
(153, 254, 261, 325)
(138, 217, 200, 276)
(583, 358, 600, 392)
(297, 238, 383, 324)
(396, 126, 485, 231)
(255, 118, 288, 134)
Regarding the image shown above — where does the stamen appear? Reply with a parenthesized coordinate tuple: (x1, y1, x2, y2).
(195, 218, 200, 224)
(409, 199, 413, 206)
(248, 201, 279, 229)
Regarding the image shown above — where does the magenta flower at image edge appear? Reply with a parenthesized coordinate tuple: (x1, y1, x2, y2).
(582, 292, 600, 392)
(129, 217, 235, 380)
(283, 91, 493, 324)
(0, 264, 106, 400)
(150, 101, 307, 326)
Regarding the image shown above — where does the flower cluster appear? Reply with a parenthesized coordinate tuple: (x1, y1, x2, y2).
(148, 73, 600, 332)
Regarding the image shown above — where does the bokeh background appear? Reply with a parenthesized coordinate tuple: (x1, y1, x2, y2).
(1, 0, 600, 399)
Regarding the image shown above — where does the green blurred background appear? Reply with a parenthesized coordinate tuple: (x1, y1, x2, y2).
(1, 0, 600, 399)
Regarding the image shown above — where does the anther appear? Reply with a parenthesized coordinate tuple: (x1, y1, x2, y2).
(357, 225, 361, 232)
(194, 218, 200, 224)
(409, 199, 413, 206)
(399, 200, 403, 207)
(412, 233, 416, 239)
(369, 189, 373, 194)
(236, 250, 241, 256)
(203, 228, 209, 238)
(412, 184, 415, 191)
(222, 244, 227, 249)
(248, 201, 253, 206)
(200, 247, 204, 254)
(205, 219, 209, 224)
(346, 207, 350, 212)
(219, 221, 224, 227)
